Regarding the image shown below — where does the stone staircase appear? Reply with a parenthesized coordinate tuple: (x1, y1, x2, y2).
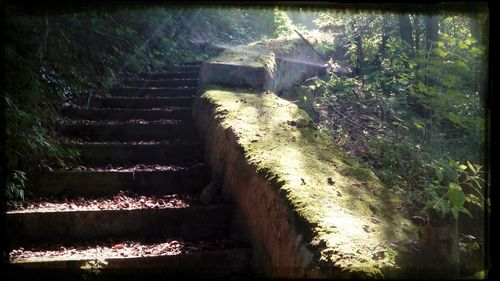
(5, 62, 251, 279)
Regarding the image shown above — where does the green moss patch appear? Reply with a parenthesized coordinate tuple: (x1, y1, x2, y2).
(200, 86, 417, 277)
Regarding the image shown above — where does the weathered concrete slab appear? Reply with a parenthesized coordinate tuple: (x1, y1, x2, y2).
(109, 87, 196, 97)
(69, 142, 203, 165)
(123, 79, 198, 88)
(31, 165, 208, 197)
(61, 106, 192, 121)
(199, 38, 326, 93)
(7, 205, 233, 246)
(200, 61, 269, 90)
(60, 122, 197, 141)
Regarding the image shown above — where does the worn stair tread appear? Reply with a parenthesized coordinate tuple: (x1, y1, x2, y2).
(60, 118, 189, 125)
(62, 139, 201, 145)
(53, 163, 204, 172)
(6, 196, 233, 245)
(61, 105, 192, 121)
(123, 79, 198, 88)
(61, 117, 188, 124)
(140, 71, 199, 80)
(66, 142, 203, 165)
(9, 239, 249, 267)
(60, 122, 198, 141)
(84, 96, 195, 109)
(7, 192, 198, 213)
(109, 87, 196, 97)
(30, 163, 209, 197)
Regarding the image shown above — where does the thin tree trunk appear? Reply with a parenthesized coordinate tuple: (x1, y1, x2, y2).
(425, 15, 439, 52)
(40, 10, 50, 62)
(413, 15, 421, 55)
(374, 16, 389, 67)
(470, 16, 487, 107)
(351, 20, 364, 76)
(399, 14, 413, 46)
(398, 13, 414, 80)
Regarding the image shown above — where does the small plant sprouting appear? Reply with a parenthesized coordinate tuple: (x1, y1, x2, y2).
(80, 258, 108, 280)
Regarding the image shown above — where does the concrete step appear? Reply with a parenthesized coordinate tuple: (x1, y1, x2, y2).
(164, 65, 201, 72)
(68, 141, 203, 165)
(140, 71, 199, 80)
(6, 204, 233, 246)
(123, 79, 198, 88)
(61, 106, 192, 121)
(30, 164, 209, 197)
(6, 240, 250, 279)
(86, 96, 194, 109)
(60, 121, 197, 141)
(109, 87, 196, 97)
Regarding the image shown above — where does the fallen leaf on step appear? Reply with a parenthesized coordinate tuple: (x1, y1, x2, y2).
(113, 243, 125, 250)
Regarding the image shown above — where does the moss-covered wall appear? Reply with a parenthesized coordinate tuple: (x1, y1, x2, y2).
(193, 39, 417, 278)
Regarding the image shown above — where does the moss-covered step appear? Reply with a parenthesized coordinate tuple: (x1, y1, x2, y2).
(123, 79, 198, 88)
(140, 71, 199, 80)
(60, 121, 197, 141)
(6, 204, 233, 246)
(30, 164, 208, 197)
(194, 86, 417, 278)
(84, 96, 194, 109)
(109, 87, 196, 97)
(67, 142, 203, 166)
(6, 242, 250, 279)
(61, 105, 192, 121)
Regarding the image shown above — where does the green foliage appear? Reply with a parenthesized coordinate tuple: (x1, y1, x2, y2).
(273, 8, 295, 38)
(6, 170, 27, 205)
(289, 11, 487, 225)
(423, 159, 485, 220)
(81, 258, 108, 279)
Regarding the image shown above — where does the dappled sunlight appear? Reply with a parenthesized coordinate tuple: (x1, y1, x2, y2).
(209, 39, 328, 68)
(202, 86, 417, 271)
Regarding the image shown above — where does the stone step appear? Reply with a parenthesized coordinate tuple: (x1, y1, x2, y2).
(164, 65, 201, 72)
(30, 164, 208, 197)
(109, 87, 196, 97)
(87, 96, 194, 109)
(6, 240, 250, 279)
(123, 79, 198, 88)
(60, 121, 197, 141)
(61, 106, 192, 121)
(140, 71, 199, 80)
(68, 142, 203, 165)
(6, 204, 233, 246)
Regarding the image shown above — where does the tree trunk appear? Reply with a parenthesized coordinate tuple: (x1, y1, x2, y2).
(351, 21, 364, 76)
(399, 14, 414, 50)
(40, 10, 50, 63)
(425, 15, 439, 52)
(418, 210, 460, 278)
(374, 16, 389, 67)
(469, 16, 487, 107)
(413, 15, 421, 54)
